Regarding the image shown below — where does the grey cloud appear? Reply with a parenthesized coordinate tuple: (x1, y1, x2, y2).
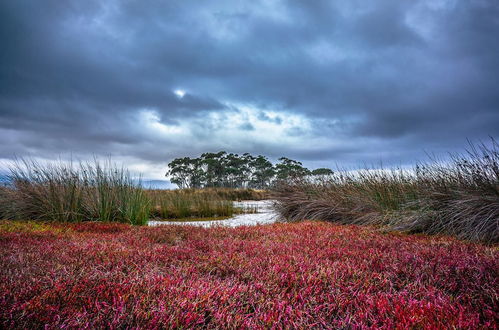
(238, 122, 255, 131)
(257, 112, 282, 125)
(0, 0, 498, 177)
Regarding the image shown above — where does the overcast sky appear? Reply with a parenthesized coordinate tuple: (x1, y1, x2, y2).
(1, 0, 498, 180)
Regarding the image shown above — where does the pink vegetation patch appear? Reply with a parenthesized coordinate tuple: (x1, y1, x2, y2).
(0, 221, 497, 328)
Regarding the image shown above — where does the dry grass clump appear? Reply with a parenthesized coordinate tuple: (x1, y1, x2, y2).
(146, 188, 265, 220)
(210, 187, 269, 201)
(273, 140, 499, 243)
(164, 187, 269, 201)
(0, 159, 150, 225)
(147, 189, 263, 219)
(148, 190, 235, 219)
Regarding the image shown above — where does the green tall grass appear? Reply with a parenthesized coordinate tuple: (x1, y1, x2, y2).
(273, 140, 499, 243)
(0, 159, 150, 225)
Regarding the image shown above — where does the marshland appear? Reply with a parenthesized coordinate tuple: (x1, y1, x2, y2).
(2, 0, 499, 327)
(1, 143, 498, 327)
(1, 141, 498, 240)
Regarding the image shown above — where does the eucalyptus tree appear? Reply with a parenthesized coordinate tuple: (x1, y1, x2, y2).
(200, 151, 226, 187)
(275, 157, 311, 181)
(166, 152, 331, 188)
(311, 168, 334, 176)
(311, 168, 334, 183)
(166, 157, 204, 188)
(249, 155, 275, 188)
(223, 153, 252, 188)
(166, 157, 191, 188)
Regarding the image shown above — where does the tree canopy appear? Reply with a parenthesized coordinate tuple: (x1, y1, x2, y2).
(166, 152, 331, 189)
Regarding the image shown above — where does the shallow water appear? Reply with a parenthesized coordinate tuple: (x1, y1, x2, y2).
(148, 200, 279, 227)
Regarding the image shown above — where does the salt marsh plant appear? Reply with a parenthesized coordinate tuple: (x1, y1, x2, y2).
(1, 221, 496, 328)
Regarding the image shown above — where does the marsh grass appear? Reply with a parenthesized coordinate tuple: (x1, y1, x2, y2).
(212, 188, 269, 201)
(0, 161, 262, 224)
(148, 190, 236, 219)
(273, 140, 499, 243)
(153, 215, 232, 222)
(0, 159, 150, 225)
(152, 187, 269, 201)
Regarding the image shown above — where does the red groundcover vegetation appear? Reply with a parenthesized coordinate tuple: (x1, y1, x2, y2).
(0, 221, 497, 328)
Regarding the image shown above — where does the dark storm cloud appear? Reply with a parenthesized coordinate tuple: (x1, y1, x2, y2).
(1, 0, 498, 177)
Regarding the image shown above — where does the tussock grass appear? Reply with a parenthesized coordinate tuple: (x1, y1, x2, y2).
(0, 161, 263, 224)
(273, 140, 499, 243)
(0, 159, 150, 225)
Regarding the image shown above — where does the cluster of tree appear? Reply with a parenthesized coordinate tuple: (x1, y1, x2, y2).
(166, 151, 333, 189)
